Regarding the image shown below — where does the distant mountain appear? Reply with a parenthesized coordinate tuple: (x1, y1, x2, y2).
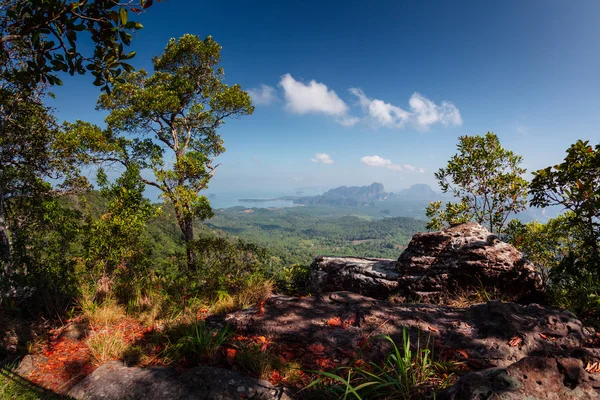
(293, 182, 388, 206)
(392, 184, 442, 202)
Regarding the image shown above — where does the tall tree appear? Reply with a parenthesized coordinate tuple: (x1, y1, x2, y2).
(426, 132, 528, 233)
(0, 0, 157, 270)
(529, 140, 600, 270)
(94, 34, 254, 270)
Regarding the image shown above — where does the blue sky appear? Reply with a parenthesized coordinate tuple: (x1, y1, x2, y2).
(48, 0, 600, 197)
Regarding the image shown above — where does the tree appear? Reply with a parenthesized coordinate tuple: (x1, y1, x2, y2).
(0, 0, 155, 90)
(529, 140, 600, 270)
(93, 34, 254, 270)
(426, 132, 528, 233)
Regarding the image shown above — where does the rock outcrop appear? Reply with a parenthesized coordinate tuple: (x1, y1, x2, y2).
(307, 257, 400, 299)
(68, 361, 290, 400)
(307, 222, 544, 303)
(439, 355, 600, 400)
(221, 291, 590, 369)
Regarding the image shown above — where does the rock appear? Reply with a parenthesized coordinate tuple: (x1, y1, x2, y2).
(221, 292, 589, 369)
(307, 256, 400, 298)
(59, 322, 89, 341)
(68, 361, 290, 400)
(306, 223, 544, 303)
(15, 354, 48, 377)
(439, 356, 600, 399)
(397, 222, 544, 302)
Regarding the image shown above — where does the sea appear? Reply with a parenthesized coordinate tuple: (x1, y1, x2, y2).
(205, 189, 324, 209)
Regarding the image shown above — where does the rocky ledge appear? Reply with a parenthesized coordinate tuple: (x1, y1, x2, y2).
(221, 291, 600, 399)
(68, 361, 290, 400)
(308, 222, 544, 303)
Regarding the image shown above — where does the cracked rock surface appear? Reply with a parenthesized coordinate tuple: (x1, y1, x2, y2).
(308, 222, 544, 303)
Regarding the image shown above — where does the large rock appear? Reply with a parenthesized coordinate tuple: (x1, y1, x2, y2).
(68, 361, 290, 400)
(221, 292, 590, 369)
(307, 222, 543, 303)
(307, 256, 400, 299)
(397, 222, 543, 302)
(439, 355, 600, 399)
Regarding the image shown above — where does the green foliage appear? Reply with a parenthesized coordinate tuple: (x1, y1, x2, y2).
(92, 34, 254, 269)
(83, 164, 155, 281)
(0, 0, 155, 90)
(529, 140, 600, 270)
(505, 214, 579, 272)
(426, 132, 528, 233)
(165, 321, 231, 363)
(305, 329, 457, 400)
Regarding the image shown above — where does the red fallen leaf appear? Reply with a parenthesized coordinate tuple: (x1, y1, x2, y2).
(343, 313, 357, 326)
(315, 358, 334, 368)
(428, 325, 439, 333)
(338, 348, 355, 357)
(327, 317, 343, 327)
(509, 336, 522, 347)
(226, 348, 237, 366)
(539, 333, 548, 339)
(307, 344, 325, 354)
(465, 323, 472, 328)
(456, 349, 469, 359)
(255, 336, 268, 343)
(260, 342, 268, 353)
(256, 306, 265, 316)
(270, 369, 282, 383)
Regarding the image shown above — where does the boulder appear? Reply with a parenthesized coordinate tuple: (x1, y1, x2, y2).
(307, 256, 400, 298)
(221, 291, 591, 369)
(306, 222, 544, 303)
(439, 356, 600, 399)
(397, 222, 543, 302)
(68, 361, 290, 400)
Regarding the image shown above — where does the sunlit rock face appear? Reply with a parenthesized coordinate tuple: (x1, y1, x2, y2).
(307, 222, 544, 303)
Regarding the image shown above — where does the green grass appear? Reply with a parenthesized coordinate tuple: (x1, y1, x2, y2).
(164, 321, 231, 363)
(0, 365, 66, 400)
(303, 328, 459, 400)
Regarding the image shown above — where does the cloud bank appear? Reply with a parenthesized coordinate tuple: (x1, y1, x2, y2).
(351, 89, 462, 131)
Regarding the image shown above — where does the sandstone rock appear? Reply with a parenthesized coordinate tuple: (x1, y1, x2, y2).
(68, 361, 290, 400)
(397, 222, 543, 302)
(307, 222, 544, 302)
(307, 256, 400, 298)
(439, 356, 600, 399)
(15, 354, 48, 377)
(221, 292, 589, 369)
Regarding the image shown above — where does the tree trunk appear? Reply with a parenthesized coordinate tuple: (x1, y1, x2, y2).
(0, 191, 11, 267)
(180, 217, 196, 271)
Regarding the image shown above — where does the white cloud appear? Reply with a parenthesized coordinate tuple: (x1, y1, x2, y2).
(311, 153, 334, 164)
(248, 84, 278, 105)
(280, 74, 359, 126)
(409, 93, 462, 130)
(350, 89, 462, 131)
(360, 155, 402, 171)
(350, 88, 410, 128)
(360, 156, 425, 173)
(280, 74, 348, 115)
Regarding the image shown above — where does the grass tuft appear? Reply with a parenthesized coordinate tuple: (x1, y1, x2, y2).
(87, 329, 128, 365)
(304, 328, 459, 399)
